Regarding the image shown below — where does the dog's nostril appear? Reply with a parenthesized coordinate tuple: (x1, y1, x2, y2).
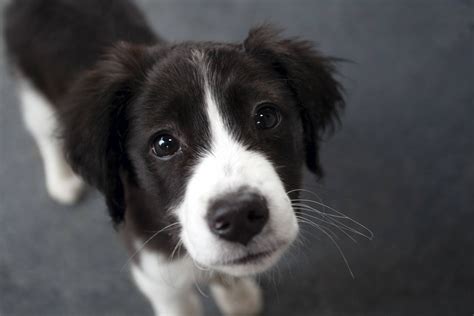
(247, 209, 264, 221)
(214, 219, 231, 231)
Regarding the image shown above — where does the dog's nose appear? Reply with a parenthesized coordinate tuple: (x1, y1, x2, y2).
(207, 191, 269, 245)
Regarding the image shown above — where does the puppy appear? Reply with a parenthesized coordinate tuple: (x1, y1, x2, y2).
(4, 0, 344, 315)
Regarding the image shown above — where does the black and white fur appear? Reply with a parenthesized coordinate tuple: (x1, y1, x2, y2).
(4, 0, 344, 315)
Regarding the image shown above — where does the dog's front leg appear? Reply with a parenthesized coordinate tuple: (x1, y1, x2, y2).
(210, 276, 263, 316)
(131, 253, 202, 316)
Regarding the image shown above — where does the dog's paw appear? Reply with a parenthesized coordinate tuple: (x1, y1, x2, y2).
(155, 292, 202, 316)
(46, 173, 85, 205)
(211, 277, 263, 316)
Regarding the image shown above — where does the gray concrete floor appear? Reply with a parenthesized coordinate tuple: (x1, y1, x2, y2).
(1, 1, 473, 315)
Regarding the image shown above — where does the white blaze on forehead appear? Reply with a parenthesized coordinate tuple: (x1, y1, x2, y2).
(204, 80, 241, 158)
(205, 83, 229, 147)
(191, 48, 240, 153)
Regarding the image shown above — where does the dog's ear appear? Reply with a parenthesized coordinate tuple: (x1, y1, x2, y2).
(62, 43, 154, 225)
(244, 25, 344, 177)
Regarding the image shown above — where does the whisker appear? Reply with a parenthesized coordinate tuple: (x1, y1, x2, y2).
(187, 255, 209, 298)
(293, 203, 348, 219)
(294, 205, 351, 228)
(296, 216, 340, 240)
(286, 188, 324, 201)
(120, 222, 180, 272)
(292, 198, 373, 236)
(295, 216, 355, 278)
(293, 198, 350, 217)
(303, 211, 364, 241)
(296, 211, 358, 243)
(294, 227, 312, 245)
(314, 223, 355, 279)
(169, 239, 184, 261)
(191, 256, 211, 272)
(291, 226, 319, 268)
(292, 201, 373, 240)
(294, 205, 367, 239)
(194, 275, 208, 298)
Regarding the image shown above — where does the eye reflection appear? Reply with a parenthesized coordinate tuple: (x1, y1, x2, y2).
(255, 104, 281, 130)
(152, 133, 180, 158)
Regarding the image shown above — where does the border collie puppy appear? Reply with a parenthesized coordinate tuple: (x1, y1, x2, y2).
(4, 0, 343, 314)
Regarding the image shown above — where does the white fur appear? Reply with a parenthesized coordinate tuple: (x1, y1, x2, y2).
(210, 277, 263, 316)
(132, 247, 263, 316)
(176, 57, 299, 276)
(131, 249, 202, 316)
(19, 79, 84, 204)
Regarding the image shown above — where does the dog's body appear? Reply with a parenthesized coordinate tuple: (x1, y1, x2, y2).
(4, 0, 343, 315)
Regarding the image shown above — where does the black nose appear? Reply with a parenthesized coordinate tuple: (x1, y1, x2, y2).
(207, 191, 269, 245)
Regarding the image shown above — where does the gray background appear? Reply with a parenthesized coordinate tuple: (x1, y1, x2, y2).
(1, 0, 473, 315)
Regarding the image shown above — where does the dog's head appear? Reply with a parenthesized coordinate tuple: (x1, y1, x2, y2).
(63, 26, 343, 276)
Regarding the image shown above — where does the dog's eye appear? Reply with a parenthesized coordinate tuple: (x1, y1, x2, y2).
(151, 133, 180, 158)
(255, 104, 281, 130)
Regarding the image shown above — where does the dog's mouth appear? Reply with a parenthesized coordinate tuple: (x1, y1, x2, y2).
(215, 243, 285, 267)
(224, 249, 277, 265)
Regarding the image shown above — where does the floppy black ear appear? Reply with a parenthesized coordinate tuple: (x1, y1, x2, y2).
(61, 43, 154, 225)
(244, 26, 345, 177)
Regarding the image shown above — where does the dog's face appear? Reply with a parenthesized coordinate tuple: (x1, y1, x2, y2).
(126, 46, 305, 275)
(63, 26, 343, 275)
